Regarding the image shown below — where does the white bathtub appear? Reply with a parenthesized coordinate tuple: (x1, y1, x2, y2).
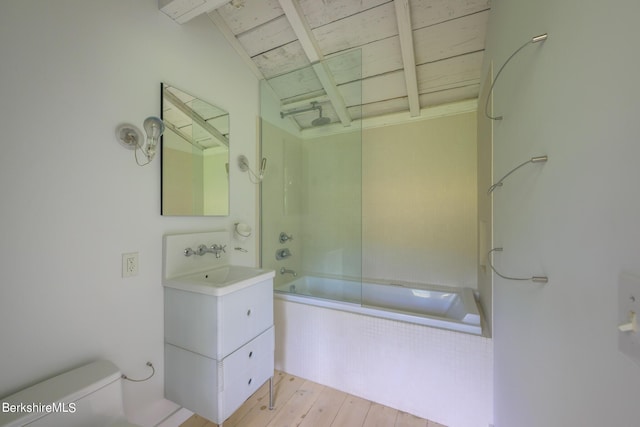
(274, 276, 482, 335)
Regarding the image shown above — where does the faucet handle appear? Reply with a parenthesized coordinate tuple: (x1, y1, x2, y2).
(212, 244, 226, 253)
(210, 244, 227, 259)
(279, 232, 293, 244)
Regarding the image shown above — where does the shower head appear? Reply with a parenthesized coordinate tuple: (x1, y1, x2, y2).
(281, 101, 331, 126)
(311, 106, 331, 127)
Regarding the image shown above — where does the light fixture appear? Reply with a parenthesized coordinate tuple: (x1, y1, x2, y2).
(238, 155, 267, 183)
(115, 116, 165, 166)
(484, 33, 548, 121)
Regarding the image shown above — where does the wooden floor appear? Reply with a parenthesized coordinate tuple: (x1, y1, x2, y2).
(179, 371, 445, 427)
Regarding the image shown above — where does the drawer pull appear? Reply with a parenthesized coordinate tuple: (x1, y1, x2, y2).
(248, 378, 252, 386)
(247, 309, 252, 317)
(249, 351, 253, 358)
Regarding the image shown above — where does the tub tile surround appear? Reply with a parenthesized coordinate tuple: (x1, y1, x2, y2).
(274, 299, 493, 427)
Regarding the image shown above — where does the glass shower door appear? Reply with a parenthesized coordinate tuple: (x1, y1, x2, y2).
(260, 50, 362, 304)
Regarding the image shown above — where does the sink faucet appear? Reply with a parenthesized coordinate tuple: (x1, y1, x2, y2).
(280, 267, 297, 277)
(196, 244, 227, 258)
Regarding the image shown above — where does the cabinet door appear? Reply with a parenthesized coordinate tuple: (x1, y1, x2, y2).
(219, 279, 273, 358)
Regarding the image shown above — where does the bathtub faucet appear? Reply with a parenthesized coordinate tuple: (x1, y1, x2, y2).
(280, 267, 297, 277)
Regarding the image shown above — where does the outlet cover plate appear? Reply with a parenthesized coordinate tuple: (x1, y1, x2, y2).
(122, 252, 138, 277)
(619, 272, 640, 366)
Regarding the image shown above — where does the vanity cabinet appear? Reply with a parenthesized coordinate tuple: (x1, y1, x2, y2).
(164, 275, 274, 425)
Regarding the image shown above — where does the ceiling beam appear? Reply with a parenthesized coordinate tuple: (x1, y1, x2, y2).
(394, 0, 420, 117)
(163, 87, 229, 147)
(277, 0, 352, 126)
(165, 121, 207, 151)
(277, 0, 322, 62)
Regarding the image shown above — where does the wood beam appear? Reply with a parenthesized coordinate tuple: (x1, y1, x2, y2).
(393, 0, 420, 117)
(277, 0, 352, 126)
(165, 121, 207, 151)
(312, 62, 352, 126)
(163, 87, 229, 147)
(277, 0, 322, 63)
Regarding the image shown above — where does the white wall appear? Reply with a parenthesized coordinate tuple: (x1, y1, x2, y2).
(302, 132, 362, 278)
(363, 113, 477, 288)
(485, 1, 640, 425)
(0, 0, 258, 417)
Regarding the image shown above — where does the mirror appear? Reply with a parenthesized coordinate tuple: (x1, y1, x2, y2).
(161, 83, 230, 216)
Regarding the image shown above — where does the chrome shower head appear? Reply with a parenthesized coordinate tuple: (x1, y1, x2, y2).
(281, 101, 330, 126)
(311, 106, 330, 127)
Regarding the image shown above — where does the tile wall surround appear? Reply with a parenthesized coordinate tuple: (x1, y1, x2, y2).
(274, 299, 493, 427)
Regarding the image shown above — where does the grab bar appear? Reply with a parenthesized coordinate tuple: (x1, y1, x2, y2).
(489, 248, 548, 283)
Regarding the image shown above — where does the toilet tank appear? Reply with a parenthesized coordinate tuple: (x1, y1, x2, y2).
(0, 360, 135, 427)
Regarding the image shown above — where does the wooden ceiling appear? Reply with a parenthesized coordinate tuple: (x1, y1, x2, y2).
(161, 0, 490, 129)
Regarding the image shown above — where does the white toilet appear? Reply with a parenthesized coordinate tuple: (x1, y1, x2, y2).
(0, 360, 141, 427)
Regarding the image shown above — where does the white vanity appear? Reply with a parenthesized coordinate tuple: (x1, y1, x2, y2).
(163, 231, 275, 425)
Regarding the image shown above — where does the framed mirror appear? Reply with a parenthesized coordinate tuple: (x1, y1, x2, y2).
(161, 83, 230, 216)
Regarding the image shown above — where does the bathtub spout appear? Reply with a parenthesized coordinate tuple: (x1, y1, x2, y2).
(280, 267, 297, 277)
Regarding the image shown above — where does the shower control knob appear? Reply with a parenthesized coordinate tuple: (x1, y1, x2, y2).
(279, 232, 293, 243)
(276, 248, 292, 260)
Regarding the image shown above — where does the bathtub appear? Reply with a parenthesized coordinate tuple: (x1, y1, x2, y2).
(274, 276, 482, 335)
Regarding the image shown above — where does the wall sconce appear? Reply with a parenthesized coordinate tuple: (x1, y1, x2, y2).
(116, 116, 165, 166)
(238, 155, 267, 183)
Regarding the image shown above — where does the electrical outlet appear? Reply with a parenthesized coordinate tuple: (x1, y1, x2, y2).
(122, 252, 138, 277)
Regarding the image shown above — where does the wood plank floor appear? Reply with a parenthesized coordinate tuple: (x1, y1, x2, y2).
(179, 371, 446, 427)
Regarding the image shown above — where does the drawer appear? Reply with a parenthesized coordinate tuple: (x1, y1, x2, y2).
(164, 343, 221, 422)
(165, 278, 273, 360)
(222, 326, 274, 386)
(164, 287, 220, 358)
(221, 327, 275, 418)
(219, 279, 273, 358)
(164, 327, 275, 425)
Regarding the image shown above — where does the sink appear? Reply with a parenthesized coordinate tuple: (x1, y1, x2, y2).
(163, 231, 275, 296)
(164, 264, 275, 296)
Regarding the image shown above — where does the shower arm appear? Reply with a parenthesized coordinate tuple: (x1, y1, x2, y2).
(280, 102, 320, 118)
